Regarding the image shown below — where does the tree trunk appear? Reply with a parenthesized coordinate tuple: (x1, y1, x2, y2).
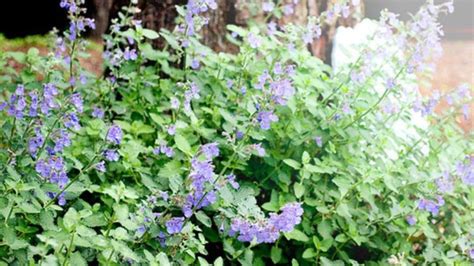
(92, 0, 364, 64)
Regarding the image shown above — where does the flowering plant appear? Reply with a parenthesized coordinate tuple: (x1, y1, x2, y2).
(0, 0, 472, 264)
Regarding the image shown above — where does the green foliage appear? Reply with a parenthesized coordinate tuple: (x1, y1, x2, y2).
(0, 0, 473, 265)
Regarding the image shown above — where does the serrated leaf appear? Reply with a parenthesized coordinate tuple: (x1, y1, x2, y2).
(283, 159, 301, 170)
(174, 134, 192, 155)
(271, 246, 282, 263)
(294, 183, 305, 198)
(302, 248, 316, 259)
(196, 211, 212, 227)
(285, 229, 309, 242)
(142, 29, 160, 39)
(70, 252, 87, 266)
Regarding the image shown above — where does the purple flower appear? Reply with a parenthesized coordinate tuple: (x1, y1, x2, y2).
(342, 103, 352, 114)
(79, 74, 87, 85)
(70, 93, 83, 113)
(236, 130, 244, 140)
(240, 86, 247, 95)
(157, 231, 166, 247)
(247, 33, 261, 49)
(435, 171, 454, 193)
(230, 202, 304, 244)
(469, 248, 474, 259)
(226, 173, 240, 189)
(137, 225, 146, 235)
(262, 1, 275, 12)
(96, 161, 106, 172)
(269, 78, 295, 105)
(123, 48, 138, 61)
(269, 202, 304, 232)
(418, 198, 441, 216)
(462, 104, 470, 120)
(155, 144, 174, 158)
(456, 159, 474, 186)
(28, 128, 44, 157)
(104, 149, 119, 161)
(226, 80, 234, 89)
(342, 5, 350, 18)
(107, 125, 123, 145)
(184, 82, 200, 112)
(406, 215, 416, 226)
(257, 111, 279, 130)
(29, 91, 39, 117)
(58, 193, 67, 206)
(36, 157, 69, 192)
(314, 136, 323, 147)
(160, 191, 169, 202)
(92, 107, 105, 119)
(386, 78, 396, 90)
(166, 217, 184, 234)
(253, 143, 266, 157)
(64, 113, 81, 130)
(189, 158, 215, 191)
(201, 143, 219, 159)
(283, 4, 294, 15)
(191, 58, 200, 69)
(170, 97, 180, 109)
(15, 85, 24, 95)
(267, 21, 277, 35)
(53, 130, 71, 153)
(167, 125, 176, 136)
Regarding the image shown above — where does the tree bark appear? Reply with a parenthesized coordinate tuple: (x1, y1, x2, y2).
(92, 0, 364, 64)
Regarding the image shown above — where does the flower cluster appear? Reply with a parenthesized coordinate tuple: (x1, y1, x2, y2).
(456, 157, 474, 186)
(166, 217, 185, 234)
(229, 202, 304, 243)
(254, 63, 296, 130)
(177, 0, 217, 45)
(181, 143, 221, 217)
(418, 196, 445, 216)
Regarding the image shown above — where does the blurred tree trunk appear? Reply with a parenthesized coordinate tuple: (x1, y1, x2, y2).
(91, 0, 364, 64)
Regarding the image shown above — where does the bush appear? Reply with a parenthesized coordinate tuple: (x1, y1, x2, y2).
(0, 0, 472, 265)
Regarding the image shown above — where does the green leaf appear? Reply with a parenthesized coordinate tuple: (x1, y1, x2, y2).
(63, 208, 79, 232)
(174, 134, 192, 156)
(70, 252, 87, 266)
(213, 257, 224, 266)
(6, 166, 21, 180)
(270, 246, 282, 264)
(294, 183, 305, 198)
(285, 229, 309, 242)
(320, 257, 344, 266)
(40, 211, 57, 231)
(302, 248, 317, 259)
(142, 29, 160, 39)
(18, 202, 40, 213)
(196, 211, 212, 227)
(111, 240, 140, 262)
(283, 159, 301, 170)
(157, 252, 171, 266)
(317, 220, 332, 239)
(302, 151, 311, 164)
(198, 257, 210, 266)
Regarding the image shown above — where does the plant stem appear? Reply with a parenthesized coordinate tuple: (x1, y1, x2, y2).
(62, 233, 75, 266)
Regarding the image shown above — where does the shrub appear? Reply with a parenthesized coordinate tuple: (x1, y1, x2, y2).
(0, 0, 472, 265)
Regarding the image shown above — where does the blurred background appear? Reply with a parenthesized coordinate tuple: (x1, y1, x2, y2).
(0, 0, 472, 129)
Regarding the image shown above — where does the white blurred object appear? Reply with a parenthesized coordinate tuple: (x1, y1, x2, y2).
(331, 19, 430, 160)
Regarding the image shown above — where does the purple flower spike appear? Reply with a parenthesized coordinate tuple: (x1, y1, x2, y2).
(166, 217, 185, 234)
(107, 125, 123, 145)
